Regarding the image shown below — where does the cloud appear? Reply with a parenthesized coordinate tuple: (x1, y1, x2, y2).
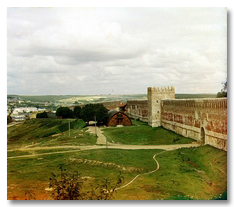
(7, 7, 227, 95)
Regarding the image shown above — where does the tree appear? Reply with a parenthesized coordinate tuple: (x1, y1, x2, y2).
(80, 104, 108, 125)
(56, 107, 73, 119)
(95, 104, 109, 125)
(217, 80, 227, 98)
(80, 104, 95, 123)
(73, 106, 82, 119)
(36, 111, 48, 118)
(7, 115, 12, 124)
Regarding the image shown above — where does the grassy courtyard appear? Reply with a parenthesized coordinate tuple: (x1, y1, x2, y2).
(103, 119, 194, 145)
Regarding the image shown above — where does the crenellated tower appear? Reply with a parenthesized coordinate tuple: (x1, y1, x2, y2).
(147, 86, 175, 127)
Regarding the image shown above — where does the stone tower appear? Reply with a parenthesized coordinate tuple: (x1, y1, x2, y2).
(147, 86, 175, 127)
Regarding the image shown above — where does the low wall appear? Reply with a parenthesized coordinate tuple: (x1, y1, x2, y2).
(126, 100, 148, 122)
(161, 98, 227, 151)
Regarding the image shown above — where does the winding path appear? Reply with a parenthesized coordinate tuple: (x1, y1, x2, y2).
(115, 150, 166, 191)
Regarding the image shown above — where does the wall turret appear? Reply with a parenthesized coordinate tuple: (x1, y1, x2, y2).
(147, 86, 175, 127)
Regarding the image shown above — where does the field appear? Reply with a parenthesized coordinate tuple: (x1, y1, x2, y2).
(7, 119, 227, 200)
(7, 147, 227, 200)
(103, 120, 194, 145)
(8, 93, 216, 104)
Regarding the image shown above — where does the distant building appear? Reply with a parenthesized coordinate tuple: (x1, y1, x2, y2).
(12, 107, 38, 115)
(12, 115, 26, 122)
(107, 110, 132, 127)
(118, 103, 127, 113)
(29, 112, 37, 119)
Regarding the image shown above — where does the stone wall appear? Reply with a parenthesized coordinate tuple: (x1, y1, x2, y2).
(126, 99, 148, 122)
(161, 98, 227, 151)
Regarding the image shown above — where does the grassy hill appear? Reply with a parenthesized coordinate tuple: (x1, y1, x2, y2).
(103, 120, 194, 145)
(7, 119, 86, 141)
(7, 119, 97, 149)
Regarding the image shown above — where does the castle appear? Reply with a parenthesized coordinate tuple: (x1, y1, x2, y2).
(126, 86, 227, 151)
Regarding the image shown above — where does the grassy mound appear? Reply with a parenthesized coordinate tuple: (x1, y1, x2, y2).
(103, 120, 194, 145)
(7, 119, 86, 142)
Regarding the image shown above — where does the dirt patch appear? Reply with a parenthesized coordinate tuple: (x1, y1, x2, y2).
(8, 181, 52, 200)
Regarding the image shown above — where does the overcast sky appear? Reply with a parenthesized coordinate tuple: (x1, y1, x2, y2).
(7, 7, 227, 95)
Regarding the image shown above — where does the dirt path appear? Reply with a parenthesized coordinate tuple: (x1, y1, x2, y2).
(108, 143, 201, 150)
(7, 145, 106, 159)
(87, 126, 108, 145)
(115, 150, 166, 191)
(7, 142, 200, 159)
(7, 122, 22, 128)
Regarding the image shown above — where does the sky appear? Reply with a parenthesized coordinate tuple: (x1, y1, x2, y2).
(7, 7, 227, 95)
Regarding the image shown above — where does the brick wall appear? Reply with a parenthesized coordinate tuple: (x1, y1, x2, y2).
(126, 100, 148, 122)
(161, 98, 227, 151)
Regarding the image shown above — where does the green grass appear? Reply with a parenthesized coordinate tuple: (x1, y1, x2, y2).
(7, 145, 226, 200)
(7, 119, 97, 150)
(150, 145, 227, 200)
(103, 120, 194, 145)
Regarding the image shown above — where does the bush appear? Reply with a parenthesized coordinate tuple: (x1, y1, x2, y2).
(36, 111, 48, 118)
(49, 164, 124, 200)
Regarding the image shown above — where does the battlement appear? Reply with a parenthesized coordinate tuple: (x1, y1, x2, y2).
(162, 98, 227, 109)
(148, 86, 175, 93)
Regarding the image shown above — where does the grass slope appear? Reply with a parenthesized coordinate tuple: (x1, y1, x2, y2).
(7, 119, 97, 150)
(103, 120, 194, 145)
(7, 146, 226, 200)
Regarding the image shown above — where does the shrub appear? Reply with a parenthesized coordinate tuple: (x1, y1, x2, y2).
(49, 164, 124, 200)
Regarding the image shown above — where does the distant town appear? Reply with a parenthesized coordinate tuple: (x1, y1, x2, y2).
(7, 93, 217, 123)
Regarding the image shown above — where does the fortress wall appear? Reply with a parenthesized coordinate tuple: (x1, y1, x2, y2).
(126, 100, 148, 122)
(161, 98, 227, 151)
